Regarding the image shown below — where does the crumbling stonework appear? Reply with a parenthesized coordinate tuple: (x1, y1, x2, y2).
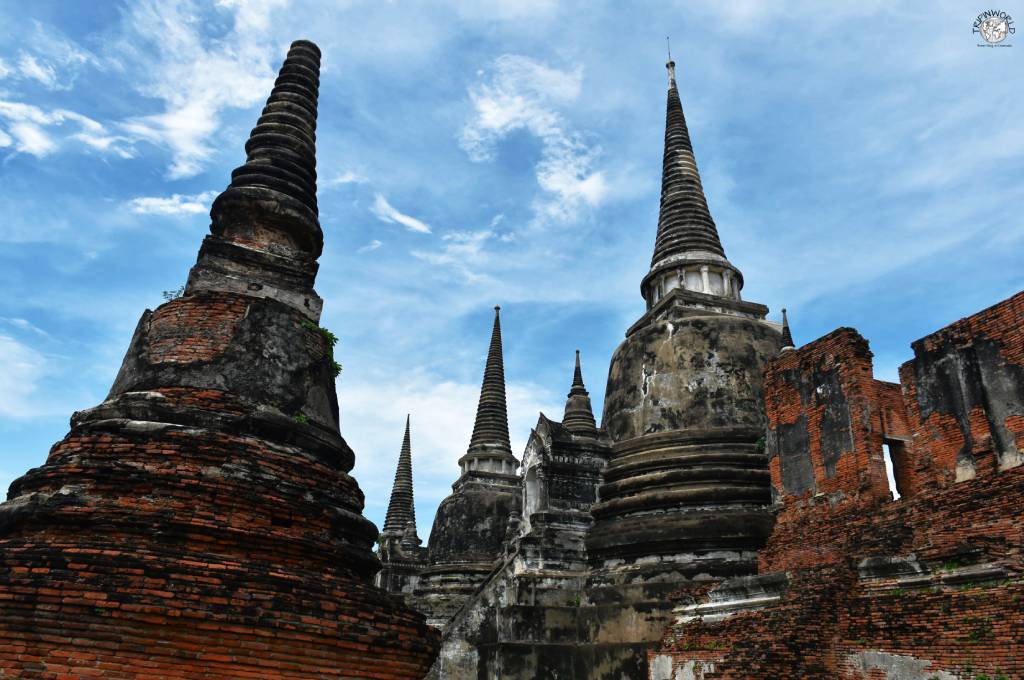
(898, 291, 1024, 490)
(651, 291, 1024, 679)
(420, 58, 783, 680)
(413, 307, 522, 629)
(0, 40, 438, 679)
(376, 416, 429, 601)
(2, 36, 1019, 680)
(427, 354, 613, 678)
(578, 58, 782, 675)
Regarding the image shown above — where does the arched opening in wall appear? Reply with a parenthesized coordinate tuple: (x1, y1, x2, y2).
(882, 441, 903, 499)
(523, 466, 539, 532)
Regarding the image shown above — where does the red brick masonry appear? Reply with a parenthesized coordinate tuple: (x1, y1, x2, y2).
(652, 291, 1024, 679)
(0, 293, 439, 679)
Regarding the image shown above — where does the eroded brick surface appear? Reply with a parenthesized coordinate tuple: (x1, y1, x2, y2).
(0, 39, 439, 679)
(652, 291, 1024, 679)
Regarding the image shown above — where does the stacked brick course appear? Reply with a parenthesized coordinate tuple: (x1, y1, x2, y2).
(0, 40, 438, 679)
(898, 290, 1024, 492)
(651, 290, 1024, 679)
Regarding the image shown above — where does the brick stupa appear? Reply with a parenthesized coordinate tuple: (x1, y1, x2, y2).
(0, 40, 439, 678)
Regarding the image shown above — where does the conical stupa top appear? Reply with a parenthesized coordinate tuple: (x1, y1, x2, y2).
(210, 39, 323, 257)
(650, 58, 727, 268)
(780, 308, 795, 350)
(563, 350, 598, 437)
(382, 415, 417, 536)
(466, 306, 514, 459)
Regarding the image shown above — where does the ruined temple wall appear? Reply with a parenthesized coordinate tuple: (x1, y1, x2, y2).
(651, 465, 1024, 680)
(0, 426, 437, 678)
(898, 290, 1024, 491)
(761, 291, 1023, 570)
(651, 291, 1024, 679)
(0, 294, 439, 678)
(763, 328, 893, 510)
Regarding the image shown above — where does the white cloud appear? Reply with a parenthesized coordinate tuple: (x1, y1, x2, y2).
(128, 190, 218, 216)
(452, 0, 558, 23)
(461, 54, 607, 225)
(324, 170, 369, 187)
(16, 54, 59, 89)
(0, 317, 51, 339)
(2, 23, 99, 91)
(71, 132, 136, 158)
(412, 230, 495, 282)
(116, 0, 288, 178)
(6, 122, 56, 156)
(690, 0, 891, 33)
(357, 239, 382, 253)
(371, 193, 432, 233)
(0, 100, 133, 158)
(0, 335, 48, 418)
(342, 368, 560, 531)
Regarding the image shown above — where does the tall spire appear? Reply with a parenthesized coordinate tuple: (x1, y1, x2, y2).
(218, 39, 321, 244)
(563, 350, 598, 437)
(186, 40, 326, 320)
(640, 56, 744, 307)
(652, 57, 724, 264)
(465, 306, 514, 460)
(383, 415, 417, 537)
(780, 308, 795, 350)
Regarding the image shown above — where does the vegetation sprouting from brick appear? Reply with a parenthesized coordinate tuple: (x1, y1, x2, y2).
(162, 285, 185, 302)
(301, 319, 342, 377)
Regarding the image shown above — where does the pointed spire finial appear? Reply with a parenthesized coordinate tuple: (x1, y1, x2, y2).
(382, 415, 418, 537)
(211, 39, 322, 253)
(563, 350, 598, 437)
(464, 306, 514, 463)
(185, 39, 327, 320)
(641, 51, 742, 307)
(666, 37, 677, 86)
(572, 349, 584, 387)
(780, 308, 795, 351)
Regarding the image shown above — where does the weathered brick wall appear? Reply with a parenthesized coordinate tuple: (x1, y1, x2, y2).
(0, 38, 441, 678)
(898, 290, 1024, 491)
(763, 328, 892, 508)
(0, 294, 439, 679)
(0, 432, 437, 678)
(652, 465, 1024, 680)
(651, 291, 1024, 679)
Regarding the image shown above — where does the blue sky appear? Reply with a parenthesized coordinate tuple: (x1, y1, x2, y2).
(1, 1, 1021, 538)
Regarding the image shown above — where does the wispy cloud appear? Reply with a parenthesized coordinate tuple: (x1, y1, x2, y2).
(357, 239, 382, 253)
(115, 0, 287, 178)
(0, 100, 132, 158)
(0, 317, 52, 339)
(343, 368, 560, 530)
(128, 190, 218, 216)
(412, 230, 495, 282)
(324, 170, 369, 187)
(16, 54, 60, 89)
(0, 334, 49, 418)
(461, 54, 607, 224)
(4, 22, 99, 91)
(371, 193, 432, 233)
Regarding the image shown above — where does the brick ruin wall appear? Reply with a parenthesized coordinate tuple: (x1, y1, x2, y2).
(651, 290, 1024, 679)
(0, 293, 439, 679)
